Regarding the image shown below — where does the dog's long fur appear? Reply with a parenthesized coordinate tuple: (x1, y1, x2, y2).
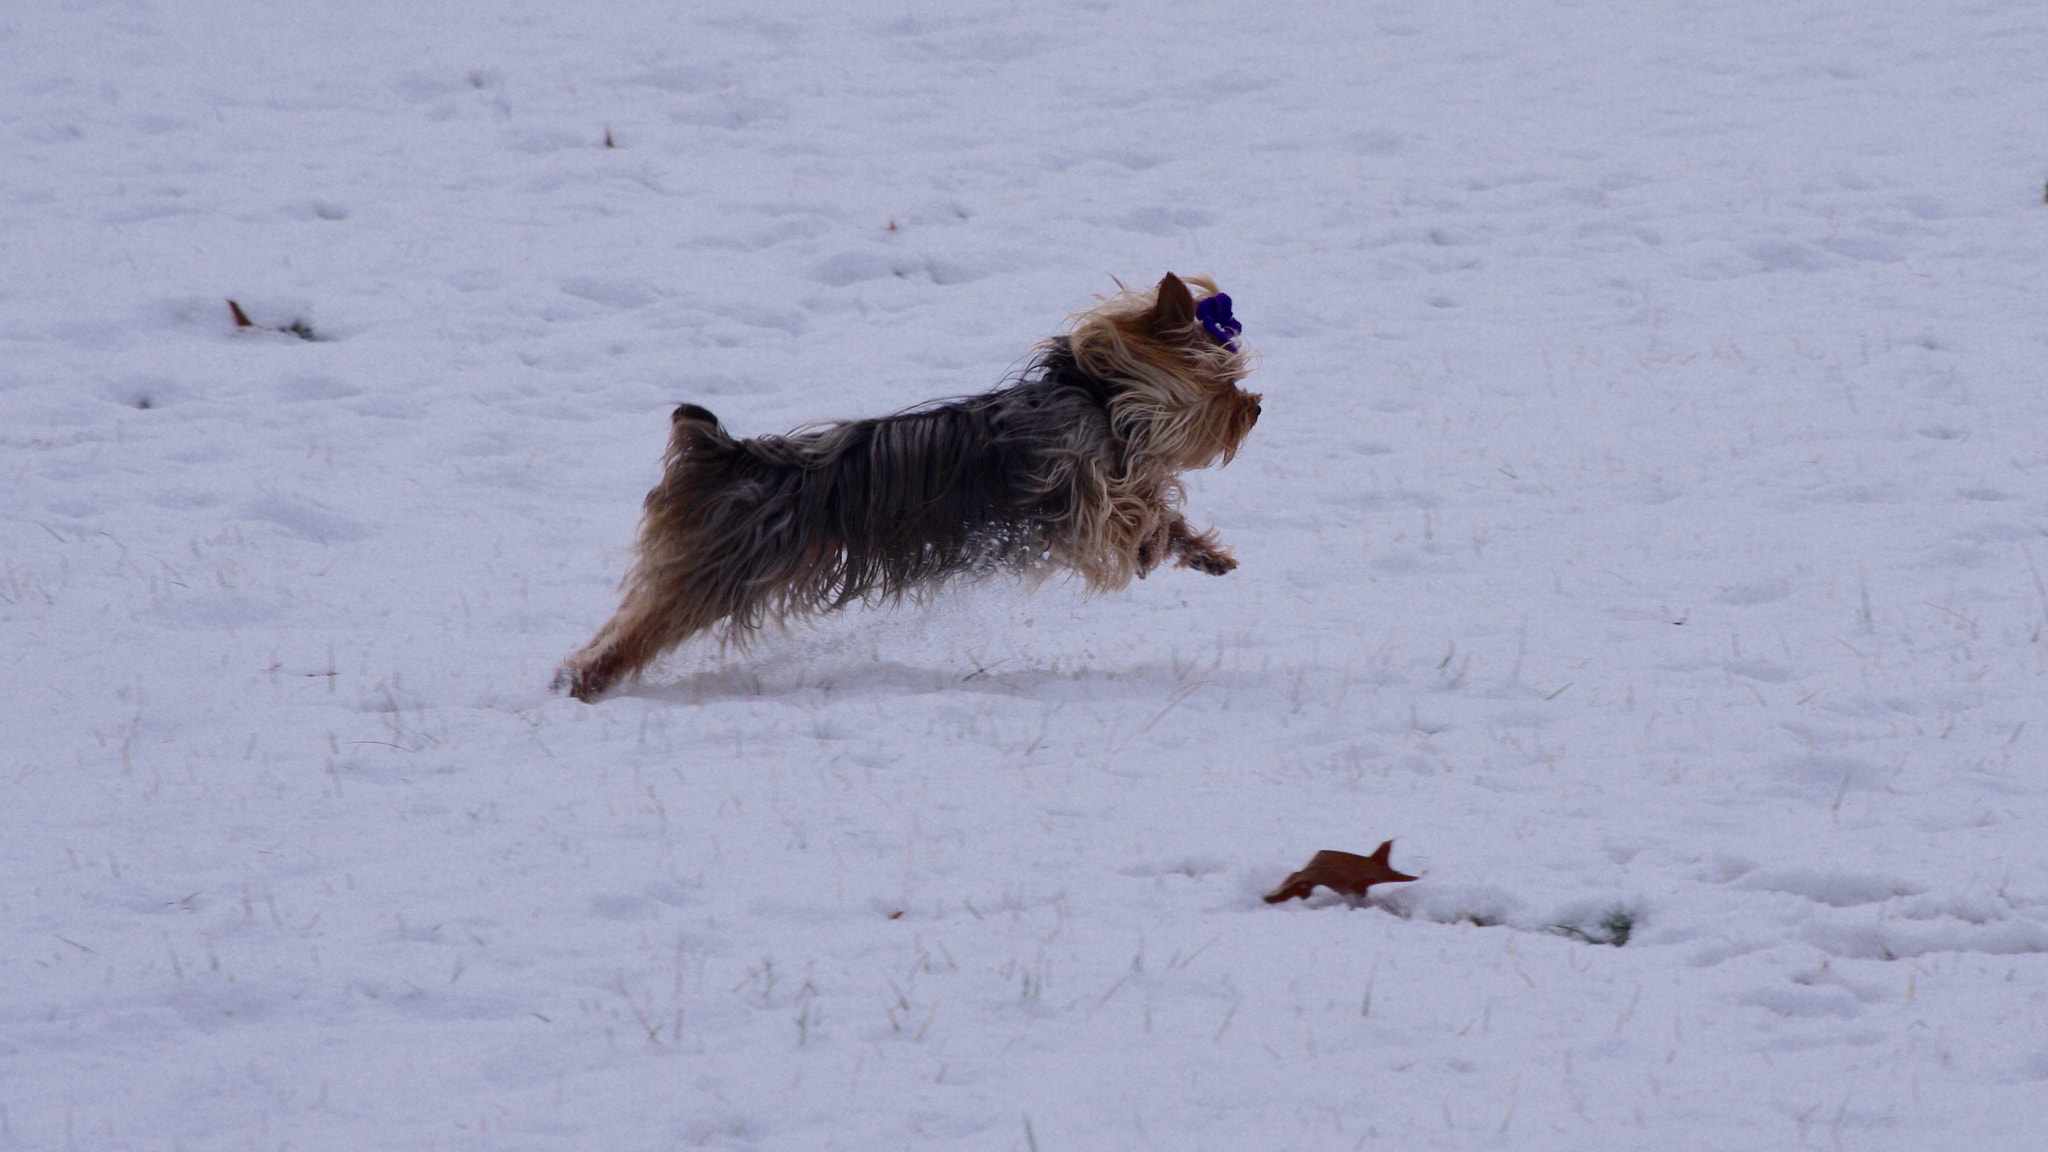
(555, 273, 1260, 701)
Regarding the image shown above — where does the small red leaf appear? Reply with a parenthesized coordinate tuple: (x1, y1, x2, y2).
(1264, 840, 1418, 904)
(227, 299, 254, 328)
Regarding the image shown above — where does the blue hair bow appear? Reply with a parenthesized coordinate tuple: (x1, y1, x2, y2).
(1195, 293, 1241, 350)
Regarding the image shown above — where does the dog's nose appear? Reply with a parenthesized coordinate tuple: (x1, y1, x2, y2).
(1251, 404, 1262, 420)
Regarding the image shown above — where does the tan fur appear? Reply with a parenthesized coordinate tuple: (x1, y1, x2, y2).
(1056, 273, 1262, 590)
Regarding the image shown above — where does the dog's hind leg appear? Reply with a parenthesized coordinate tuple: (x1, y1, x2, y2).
(553, 617, 643, 702)
(552, 608, 694, 701)
(554, 572, 739, 701)
(552, 639, 616, 702)
(554, 405, 749, 701)
(552, 645, 623, 702)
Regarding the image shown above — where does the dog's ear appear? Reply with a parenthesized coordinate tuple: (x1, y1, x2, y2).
(1149, 273, 1196, 336)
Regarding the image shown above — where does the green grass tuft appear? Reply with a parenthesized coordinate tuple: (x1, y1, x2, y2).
(1547, 907, 1635, 947)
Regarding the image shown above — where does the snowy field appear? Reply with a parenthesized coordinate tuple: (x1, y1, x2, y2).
(6, 1, 2048, 1148)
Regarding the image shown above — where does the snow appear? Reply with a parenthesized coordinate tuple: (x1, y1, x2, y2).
(6, 0, 2048, 1147)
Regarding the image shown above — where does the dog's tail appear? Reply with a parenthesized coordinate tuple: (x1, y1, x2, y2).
(670, 402, 724, 436)
(672, 402, 720, 428)
(666, 402, 739, 459)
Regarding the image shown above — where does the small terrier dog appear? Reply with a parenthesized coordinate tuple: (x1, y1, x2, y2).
(555, 272, 1261, 701)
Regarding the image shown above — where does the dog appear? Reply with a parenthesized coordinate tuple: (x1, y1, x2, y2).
(554, 272, 1260, 701)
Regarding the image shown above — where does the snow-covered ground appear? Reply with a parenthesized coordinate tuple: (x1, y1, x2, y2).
(6, 1, 2048, 1147)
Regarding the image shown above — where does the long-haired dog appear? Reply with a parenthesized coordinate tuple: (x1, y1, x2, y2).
(554, 272, 1260, 701)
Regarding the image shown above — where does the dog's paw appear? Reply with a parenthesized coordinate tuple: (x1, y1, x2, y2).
(1184, 548, 1237, 576)
(551, 663, 609, 702)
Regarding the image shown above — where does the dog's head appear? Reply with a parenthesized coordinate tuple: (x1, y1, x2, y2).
(1068, 273, 1262, 469)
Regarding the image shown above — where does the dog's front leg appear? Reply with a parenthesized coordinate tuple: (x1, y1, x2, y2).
(1165, 516, 1237, 575)
(1133, 522, 1169, 577)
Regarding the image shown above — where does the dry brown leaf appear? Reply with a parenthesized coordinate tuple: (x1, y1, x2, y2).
(1263, 840, 1418, 904)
